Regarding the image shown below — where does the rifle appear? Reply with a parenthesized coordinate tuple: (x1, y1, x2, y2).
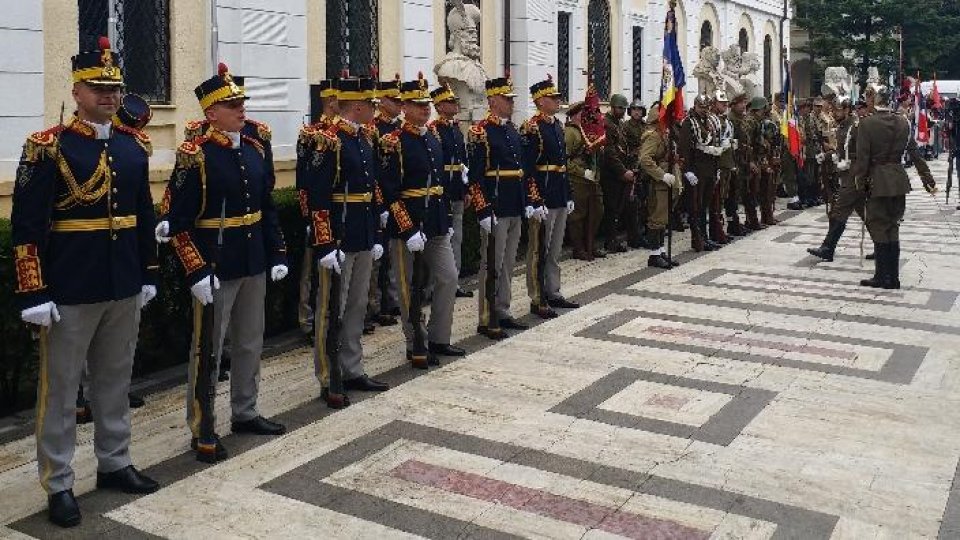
(408, 166, 433, 369)
(947, 147, 954, 204)
(484, 168, 501, 336)
(194, 198, 225, 463)
(322, 182, 349, 408)
(532, 168, 549, 311)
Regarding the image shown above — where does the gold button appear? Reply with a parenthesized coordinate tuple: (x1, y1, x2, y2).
(246, 206, 251, 212)
(112, 171, 118, 177)
(246, 193, 250, 199)
(108, 156, 114, 163)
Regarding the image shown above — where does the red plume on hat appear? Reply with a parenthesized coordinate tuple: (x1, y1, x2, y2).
(98, 36, 111, 51)
(370, 65, 379, 79)
(218, 62, 229, 77)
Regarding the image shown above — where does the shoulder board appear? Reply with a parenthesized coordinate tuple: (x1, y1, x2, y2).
(468, 123, 488, 144)
(246, 119, 272, 142)
(360, 124, 377, 141)
(298, 123, 320, 143)
(379, 131, 401, 153)
(23, 125, 65, 162)
(175, 138, 205, 168)
(114, 124, 153, 156)
(184, 119, 208, 141)
(520, 117, 540, 136)
(313, 128, 341, 152)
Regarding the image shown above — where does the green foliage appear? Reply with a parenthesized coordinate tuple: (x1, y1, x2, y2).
(0, 187, 484, 415)
(794, 0, 960, 84)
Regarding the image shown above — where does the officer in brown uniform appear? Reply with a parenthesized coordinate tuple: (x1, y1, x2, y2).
(851, 85, 936, 289)
(710, 91, 733, 244)
(564, 101, 605, 260)
(599, 94, 635, 252)
(726, 93, 754, 233)
(637, 104, 681, 268)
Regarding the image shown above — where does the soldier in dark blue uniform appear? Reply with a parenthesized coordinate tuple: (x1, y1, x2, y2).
(430, 83, 473, 299)
(381, 74, 464, 368)
(156, 63, 289, 462)
(469, 75, 543, 339)
(11, 36, 160, 527)
(522, 77, 579, 318)
(301, 76, 389, 406)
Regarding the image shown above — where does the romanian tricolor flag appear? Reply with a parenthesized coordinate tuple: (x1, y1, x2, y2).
(658, 0, 685, 128)
(914, 74, 929, 144)
(780, 58, 802, 166)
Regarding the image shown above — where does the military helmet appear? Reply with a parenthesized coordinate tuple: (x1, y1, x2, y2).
(694, 94, 711, 107)
(714, 90, 729, 103)
(749, 96, 769, 110)
(609, 94, 629, 108)
(628, 98, 644, 111)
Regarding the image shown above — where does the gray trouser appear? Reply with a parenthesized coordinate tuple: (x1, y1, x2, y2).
(451, 200, 465, 275)
(478, 215, 522, 324)
(367, 248, 400, 317)
(314, 250, 374, 384)
(298, 236, 315, 334)
(37, 295, 140, 493)
(392, 235, 458, 348)
(186, 273, 265, 437)
(526, 208, 568, 304)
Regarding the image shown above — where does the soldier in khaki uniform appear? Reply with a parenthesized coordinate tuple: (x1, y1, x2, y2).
(851, 85, 936, 289)
(637, 104, 681, 268)
(599, 94, 636, 252)
(622, 99, 651, 247)
(726, 93, 755, 233)
(807, 98, 864, 261)
(565, 101, 605, 260)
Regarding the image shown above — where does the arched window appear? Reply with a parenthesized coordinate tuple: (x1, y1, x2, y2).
(327, 0, 379, 76)
(738, 28, 749, 52)
(587, 0, 612, 100)
(763, 34, 773, 97)
(700, 21, 713, 50)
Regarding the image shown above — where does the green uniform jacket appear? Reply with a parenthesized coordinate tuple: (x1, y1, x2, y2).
(564, 123, 599, 184)
(851, 109, 935, 197)
(638, 128, 669, 182)
(600, 113, 630, 184)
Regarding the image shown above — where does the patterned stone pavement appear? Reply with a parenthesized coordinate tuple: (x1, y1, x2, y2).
(2, 158, 960, 539)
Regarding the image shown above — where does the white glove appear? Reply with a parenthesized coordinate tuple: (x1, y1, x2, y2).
(720, 139, 731, 149)
(684, 172, 699, 186)
(270, 264, 288, 282)
(662, 173, 677, 187)
(138, 285, 157, 309)
(829, 153, 838, 163)
(732, 139, 739, 150)
(406, 231, 427, 252)
(380, 211, 389, 229)
(319, 250, 344, 274)
(461, 164, 470, 183)
(479, 216, 494, 233)
(305, 225, 312, 236)
(21, 301, 61, 327)
(566, 200, 575, 215)
(534, 206, 548, 221)
(584, 169, 595, 181)
(836, 159, 851, 172)
(154, 221, 170, 243)
(372, 243, 384, 260)
(447, 227, 455, 237)
(190, 275, 220, 306)
(816, 153, 826, 164)
(709, 146, 723, 156)
(524, 206, 536, 219)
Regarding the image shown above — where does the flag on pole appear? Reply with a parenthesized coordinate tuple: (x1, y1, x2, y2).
(658, 0, 685, 128)
(915, 74, 929, 144)
(779, 57, 802, 166)
(930, 73, 943, 110)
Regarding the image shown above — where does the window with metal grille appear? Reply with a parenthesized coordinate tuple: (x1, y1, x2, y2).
(739, 28, 750, 52)
(700, 21, 712, 50)
(327, 0, 380, 77)
(587, 0, 611, 100)
(763, 35, 773, 97)
(77, 0, 172, 104)
(558, 11, 570, 102)
(632, 26, 642, 100)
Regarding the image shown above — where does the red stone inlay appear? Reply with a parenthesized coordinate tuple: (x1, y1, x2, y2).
(390, 459, 710, 539)
(645, 394, 691, 410)
(645, 325, 858, 360)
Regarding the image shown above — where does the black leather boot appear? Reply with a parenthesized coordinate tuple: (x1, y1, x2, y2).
(883, 241, 901, 289)
(860, 243, 888, 288)
(807, 219, 847, 262)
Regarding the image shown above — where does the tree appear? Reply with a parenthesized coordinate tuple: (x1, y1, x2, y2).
(795, 0, 960, 87)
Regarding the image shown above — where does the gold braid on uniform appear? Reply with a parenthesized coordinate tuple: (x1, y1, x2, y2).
(184, 120, 208, 141)
(171, 139, 208, 274)
(380, 131, 414, 233)
(246, 119, 272, 142)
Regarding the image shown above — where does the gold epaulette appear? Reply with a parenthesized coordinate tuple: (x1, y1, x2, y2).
(379, 131, 401, 154)
(520, 117, 541, 137)
(114, 124, 153, 156)
(184, 119, 208, 140)
(247, 119, 272, 142)
(23, 125, 64, 162)
(175, 138, 205, 169)
(313, 128, 341, 153)
(468, 123, 488, 144)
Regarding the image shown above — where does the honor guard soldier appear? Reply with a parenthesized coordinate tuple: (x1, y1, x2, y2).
(295, 78, 340, 338)
(303, 76, 389, 405)
(753, 97, 781, 226)
(679, 94, 723, 251)
(469, 74, 542, 339)
(807, 98, 865, 262)
(381, 73, 464, 367)
(430, 83, 473, 299)
(12, 37, 160, 527)
(851, 84, 936, 289)
(638, 104, 682, 268)
(366, 74, 404, 329)
(521, 76, 579, 317)
(157, 63, 289, 462)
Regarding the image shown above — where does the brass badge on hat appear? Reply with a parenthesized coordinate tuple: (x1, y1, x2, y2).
(101, 41, 117, 78)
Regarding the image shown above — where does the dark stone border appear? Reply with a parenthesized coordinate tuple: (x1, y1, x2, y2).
(772, 231, 960, 254)
(577, 309, 929, 385)
(939, 457, 960, 539)
(687, 268, 959, 312)
(261, 420, 839, 539)
(793, 253, 907, 271)
(549, 366, 776, 445)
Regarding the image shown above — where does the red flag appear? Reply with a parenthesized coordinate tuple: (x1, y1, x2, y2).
(915, 74, 929, 144)
(580, 82, 606, 146)
(931, 74, 943, 110)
